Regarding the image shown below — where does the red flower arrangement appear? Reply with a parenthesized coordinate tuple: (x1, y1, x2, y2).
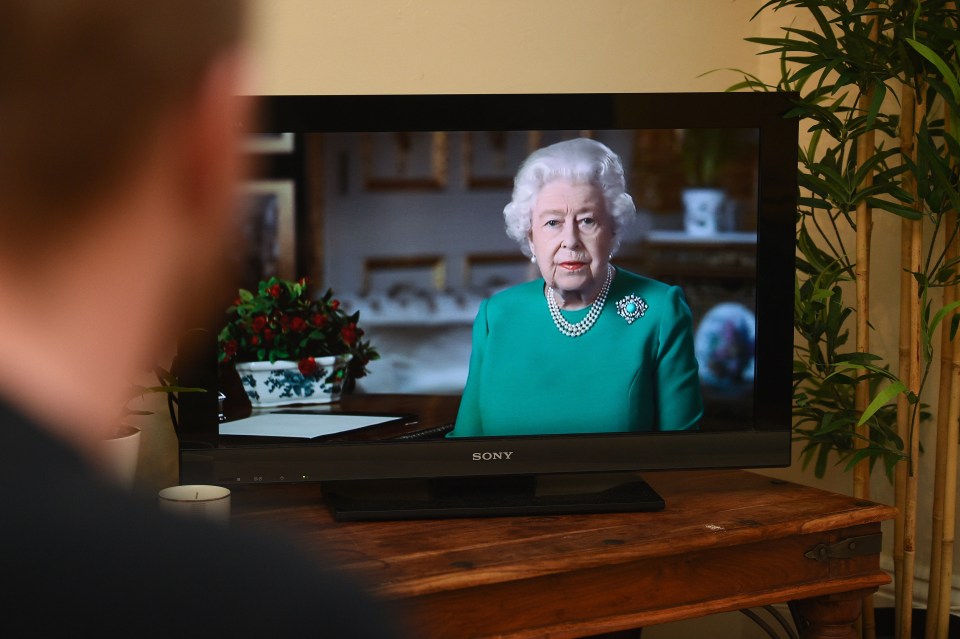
(218, 277, 379, 381)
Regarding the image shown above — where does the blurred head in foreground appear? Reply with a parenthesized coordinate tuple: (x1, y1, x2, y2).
(0, 0, 251, 451)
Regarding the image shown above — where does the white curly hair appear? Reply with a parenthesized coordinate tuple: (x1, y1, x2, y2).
(503, 137, 637, 256)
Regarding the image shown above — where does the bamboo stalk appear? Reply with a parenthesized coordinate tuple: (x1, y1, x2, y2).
(926, 98, 958, 633)
(930, 67, 959, 639)
(894, 82, 914, 639)
(925, 237, 953, 639)
(854, 12, 881, 637)
(895, 218, 910, 636)
(893, 89, 918, 635)
(855, 210, 877, 639)
(900, 204, 923, 639)
(897, 82, 925, 639)
(854, 136, 875, 498)
(929, 209, 959, 639)
(854, 11, 880, 510)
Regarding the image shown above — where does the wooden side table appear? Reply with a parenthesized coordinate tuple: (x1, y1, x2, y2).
(231, 468, 894, 639)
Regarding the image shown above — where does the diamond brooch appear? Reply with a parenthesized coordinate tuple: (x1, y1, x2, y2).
(616, 294, 648, 324)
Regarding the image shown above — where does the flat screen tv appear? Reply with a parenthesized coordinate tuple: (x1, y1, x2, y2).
(176, 92, 799, 520)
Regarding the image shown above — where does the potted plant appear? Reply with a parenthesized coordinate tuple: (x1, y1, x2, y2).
(677, 128, 739, 236)
(725, 2, 960, 637)
(101, 367, 202, 490)
(217, 276, 379, 407)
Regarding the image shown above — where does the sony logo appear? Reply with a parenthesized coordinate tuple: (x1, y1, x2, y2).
(471, 451, 514, 461)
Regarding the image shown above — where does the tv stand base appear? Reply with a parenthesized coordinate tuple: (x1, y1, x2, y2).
(321, 472, 665, 521)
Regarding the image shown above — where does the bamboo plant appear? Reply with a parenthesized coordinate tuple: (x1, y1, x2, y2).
(721, 1, 960, 638)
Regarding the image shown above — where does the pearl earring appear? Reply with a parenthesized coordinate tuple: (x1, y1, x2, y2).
(531, 255, 537, 264)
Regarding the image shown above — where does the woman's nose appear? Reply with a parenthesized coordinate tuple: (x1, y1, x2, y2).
(561, 223, 581, 249)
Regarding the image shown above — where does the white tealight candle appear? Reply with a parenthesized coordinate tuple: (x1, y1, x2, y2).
(158, 485, 231, 525)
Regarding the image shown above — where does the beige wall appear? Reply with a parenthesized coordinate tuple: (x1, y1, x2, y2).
(246, 0, 763, 95)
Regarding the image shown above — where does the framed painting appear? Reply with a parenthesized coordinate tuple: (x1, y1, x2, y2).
(361, 132, 448, 191)
(237, 180, 296, 288)
(244, 132, 295, 154)
(463, 130, 595, 189)
(361, 255, 447, 294)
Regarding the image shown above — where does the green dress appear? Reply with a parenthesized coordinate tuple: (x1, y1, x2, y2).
(448, 267, 703, 437)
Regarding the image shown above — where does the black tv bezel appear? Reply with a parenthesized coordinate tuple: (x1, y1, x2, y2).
(195, 92, 798, 483)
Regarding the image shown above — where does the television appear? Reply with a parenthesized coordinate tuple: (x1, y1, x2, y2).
(176, 92, 799, 520)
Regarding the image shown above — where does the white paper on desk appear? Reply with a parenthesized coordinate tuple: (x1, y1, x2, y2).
(219, 413, 403, 439)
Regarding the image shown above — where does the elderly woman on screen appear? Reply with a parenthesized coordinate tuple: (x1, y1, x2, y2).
(448, 137, 703, 437)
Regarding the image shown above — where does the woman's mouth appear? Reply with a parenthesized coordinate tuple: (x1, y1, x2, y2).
(558, 261, 587, 271)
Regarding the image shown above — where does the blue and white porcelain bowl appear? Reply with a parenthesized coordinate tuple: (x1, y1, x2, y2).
(234, 355, 351, 407)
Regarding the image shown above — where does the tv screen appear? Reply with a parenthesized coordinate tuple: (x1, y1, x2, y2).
(177, 92, 798, 519)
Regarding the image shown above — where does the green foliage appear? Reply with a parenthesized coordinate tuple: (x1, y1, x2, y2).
(218, 276, 380, 381)
(680, 129, 743, 187)
(730, 0, 960, 479)
(122, 366, 205, 437)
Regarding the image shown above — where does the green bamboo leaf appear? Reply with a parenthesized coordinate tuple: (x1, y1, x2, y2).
(929, 300, 960, 337)
(814, 442, 834, 479)
(937, 267, 959, 285)
(806, 3, 837, 47)
(780, 27, 832, 47)
(798, 196, 833, 211)
(853, 146, 899, 180)
(834, 352, 884, 364)
(857, 381, 908, 427)
(808, 288, 834, 303)
(865, 81, 887, 128)
(750, 0, 783, 22)
(817, 413, 845, 436)
(905, 38, 960, 102)
(866, 197, 923, 220)
(842, 447, 887, 473)
(827, 361, 898, 383)
(925, 77, 960, 119)
(725, 79, 772, 93)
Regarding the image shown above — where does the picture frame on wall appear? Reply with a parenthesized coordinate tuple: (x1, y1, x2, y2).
(244, 132, 295, 154)
(462, 131, 595, 189)
(361, 255, 448, 295)
(463, 251, 537, 291)
(361, 132, 448, 191)
(237, 180, 296, 288)
(461, 131, 530, 190)
(527, 130, 594, 150)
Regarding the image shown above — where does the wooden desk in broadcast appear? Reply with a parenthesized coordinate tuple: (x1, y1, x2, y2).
(228, 395, 896, 639)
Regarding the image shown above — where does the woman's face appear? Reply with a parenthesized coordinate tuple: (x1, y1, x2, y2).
(528, 180, 615, 303)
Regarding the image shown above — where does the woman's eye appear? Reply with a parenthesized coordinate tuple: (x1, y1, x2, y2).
(545, 219, 561, 228)
(578, 217, 596, 227)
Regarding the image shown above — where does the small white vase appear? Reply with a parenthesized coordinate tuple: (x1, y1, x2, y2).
(235, 355, 351, 408)
(100, 425, 141, 490)
(682, 187, 727, 237)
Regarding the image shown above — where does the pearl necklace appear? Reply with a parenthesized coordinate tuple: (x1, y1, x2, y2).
(546, 265, 614, 337)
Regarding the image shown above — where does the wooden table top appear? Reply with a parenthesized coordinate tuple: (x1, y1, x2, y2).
(230, 468, 895, 637)
(214, 392, 894, 637)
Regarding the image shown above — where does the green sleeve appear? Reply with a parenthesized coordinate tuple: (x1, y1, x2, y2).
(449, 299, 489, 437)
(656, 286, 704, 431)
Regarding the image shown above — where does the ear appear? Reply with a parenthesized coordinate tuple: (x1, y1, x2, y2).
(175, 49, 253, 231)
